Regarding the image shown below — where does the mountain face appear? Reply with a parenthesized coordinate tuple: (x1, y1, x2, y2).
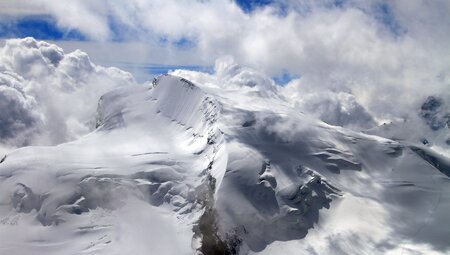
(420, 96, 450, 131)
(0, 39, 450, 255)
(365, 95, 450, 157)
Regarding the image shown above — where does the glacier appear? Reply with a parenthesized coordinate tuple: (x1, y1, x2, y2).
(0, 38, 449, 255)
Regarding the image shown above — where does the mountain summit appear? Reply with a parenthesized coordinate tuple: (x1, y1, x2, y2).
(0, 39, 449, 255)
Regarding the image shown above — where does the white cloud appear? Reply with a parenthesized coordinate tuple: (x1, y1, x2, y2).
(5, 0, 445, 122)
(0, 72, 40, 146)
(172, 56, 375, 130)
(0, 38, 135, 148)
(1, 0, 449, 138)
(0, 0, 47, 17)
(172, 56, 279, 97)
(291, 89, 376, 130)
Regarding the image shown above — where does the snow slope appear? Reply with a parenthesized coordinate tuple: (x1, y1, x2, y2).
(0, 39, 450, 255)
(366, 95, 450, 158)
(173, 66, 450, 254)
(0, 73, 226, 255)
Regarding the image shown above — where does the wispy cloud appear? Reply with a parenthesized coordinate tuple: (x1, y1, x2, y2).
(1, 0, 449, 125)
(0, 15, 86, 40)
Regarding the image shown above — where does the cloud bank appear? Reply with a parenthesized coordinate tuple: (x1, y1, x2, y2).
(1, 0, 449, 150)
(171, 56, 375, 131)
(2, 0, 448, 125)
(0, 38, 135, 148)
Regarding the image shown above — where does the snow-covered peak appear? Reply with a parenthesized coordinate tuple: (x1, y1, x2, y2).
(365, 94, 450, 157)
(0, 39, 450, 255)
(172, 56, 280, 98)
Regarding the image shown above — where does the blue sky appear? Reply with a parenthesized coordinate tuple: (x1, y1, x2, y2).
(0, 0, 274, 41)
(0, 0, 298, 83)
(0, 0, 288, 44)
(0, 6, 295, 85)
(235, 0, 274, 12)
(0, 15, 212, 81)
(0, 0, 448, 131)
(0, 15, 85, 41)
(0, 0, 448, 90)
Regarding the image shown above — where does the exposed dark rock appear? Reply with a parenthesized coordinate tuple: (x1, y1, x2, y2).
(420, 96, 450, 131)
(0, 155, 6, 164)
(194, 165, 241, 255)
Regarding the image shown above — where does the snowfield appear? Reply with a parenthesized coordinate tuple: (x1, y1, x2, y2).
(0, 38, 450, 255)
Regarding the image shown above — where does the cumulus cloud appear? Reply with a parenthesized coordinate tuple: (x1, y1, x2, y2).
(172, 56, 375, 130)
(0, 37, 135, 148)
(0, 72, 40, 145)
(171, 56, 280, 97)
(291, 90, 376, 130)
(1, 0, 449, 144)
(1, 0, 448, 127)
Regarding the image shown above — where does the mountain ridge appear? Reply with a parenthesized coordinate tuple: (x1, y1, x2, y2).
(0, 38, 450, 255)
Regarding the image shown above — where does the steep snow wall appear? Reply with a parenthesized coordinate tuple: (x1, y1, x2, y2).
(1, 39, 450, 255)
(0, 71, 227, 254)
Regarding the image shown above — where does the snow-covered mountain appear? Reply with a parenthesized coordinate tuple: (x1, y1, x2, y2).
(0, 38, 449, 255)
(366, 95, 450, 158)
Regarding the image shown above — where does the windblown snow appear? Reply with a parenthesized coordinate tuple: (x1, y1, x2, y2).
(0, 38, 449, 255)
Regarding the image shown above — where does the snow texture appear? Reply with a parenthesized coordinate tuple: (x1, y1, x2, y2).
(0, 39, 450, 255)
